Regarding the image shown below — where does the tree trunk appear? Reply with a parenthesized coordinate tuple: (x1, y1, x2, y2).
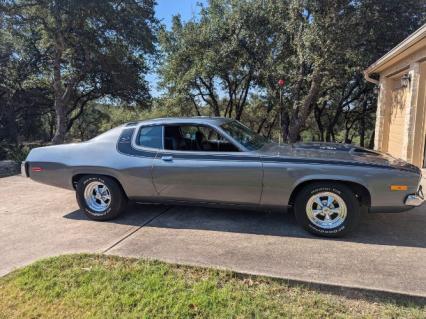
(189, 95, 201, 116)
(281, 107, 290, 143)
(47, 112, 55, 141)
(326, 112, 340, 142)
(344, 128, 350, 143)
(286, 71, 322, 143)
(266, 113, 278, 139)
(314, 103, 325, 141)
(235, 73, 252, 121)
(368, 130, 375, 149)
(359, 127, 365, 146)
(287, 121, 301, 143)
(197, 77, 220, 116)
(5, 105, 18, 144)
(51, 101, 67, 144)
(257, 118, 267, 134)
(51, 43, 67, 144)
(51, 3, 69, 145)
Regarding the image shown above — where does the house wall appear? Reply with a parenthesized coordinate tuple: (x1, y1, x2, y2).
(412, 62, 426, 167)
(387, 77, 408, 158)
(374, 43, 426, 168)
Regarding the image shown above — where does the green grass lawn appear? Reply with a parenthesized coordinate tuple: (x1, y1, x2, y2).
(0, 254, 424, 319)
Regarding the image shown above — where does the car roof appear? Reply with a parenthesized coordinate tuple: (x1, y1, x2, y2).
(124, 116, 234, 127)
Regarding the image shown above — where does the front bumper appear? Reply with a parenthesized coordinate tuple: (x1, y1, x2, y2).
(405, 186, 424, 206)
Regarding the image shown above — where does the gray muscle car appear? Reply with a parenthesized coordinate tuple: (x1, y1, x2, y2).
(22, 117, 424, 237)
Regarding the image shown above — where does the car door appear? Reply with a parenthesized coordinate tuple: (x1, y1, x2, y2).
(117, 124, 163, 199)
(151, 123, 263, 205)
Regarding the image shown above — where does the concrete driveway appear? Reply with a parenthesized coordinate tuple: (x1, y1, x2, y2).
(1, 175, 426, 299)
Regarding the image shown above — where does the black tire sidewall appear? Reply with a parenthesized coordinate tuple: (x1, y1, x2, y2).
(76, 175, 126, 221)
(294, 183, 360, 237)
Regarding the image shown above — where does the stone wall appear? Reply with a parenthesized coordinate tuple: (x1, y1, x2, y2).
(0, 161, 20, 178)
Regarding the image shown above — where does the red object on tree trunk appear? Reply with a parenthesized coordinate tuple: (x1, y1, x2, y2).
(278, 79, 285, 87)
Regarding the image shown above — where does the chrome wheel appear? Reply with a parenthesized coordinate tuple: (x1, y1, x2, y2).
(306, 192, 347, 229)
(84, 181, 111, 213)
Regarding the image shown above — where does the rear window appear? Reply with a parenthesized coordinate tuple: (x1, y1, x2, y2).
(136, 125, 163, 149)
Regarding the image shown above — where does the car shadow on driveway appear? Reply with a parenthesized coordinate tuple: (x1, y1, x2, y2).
(64, 203, 426, 249)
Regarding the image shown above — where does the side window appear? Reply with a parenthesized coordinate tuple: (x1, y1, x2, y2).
(163, 124, 239, 152)
(136, 125, 163, 149)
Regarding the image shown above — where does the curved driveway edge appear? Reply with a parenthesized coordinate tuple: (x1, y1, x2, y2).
(1, 176, 426, 301)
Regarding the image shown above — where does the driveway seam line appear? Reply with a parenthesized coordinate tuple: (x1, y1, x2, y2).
(102, 206, 172, 253)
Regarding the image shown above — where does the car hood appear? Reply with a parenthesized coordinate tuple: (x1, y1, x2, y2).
(255, 142, 421, 174)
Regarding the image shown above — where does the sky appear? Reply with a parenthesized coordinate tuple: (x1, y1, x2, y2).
(147, 0, 208, 97)
(156, 0, 206, 29)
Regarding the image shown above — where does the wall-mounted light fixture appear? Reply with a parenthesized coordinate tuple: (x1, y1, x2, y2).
(373, 85, 380, 95)
(401, 73, 411, 88)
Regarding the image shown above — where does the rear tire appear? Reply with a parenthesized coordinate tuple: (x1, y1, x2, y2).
(76, 175, 127, 221)
(294, 182, 361, 237)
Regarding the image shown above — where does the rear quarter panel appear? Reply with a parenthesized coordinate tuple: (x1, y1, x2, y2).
(25, 130, 157, 198)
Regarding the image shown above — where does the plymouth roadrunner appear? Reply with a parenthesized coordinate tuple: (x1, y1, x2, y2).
(22, 117, 424, 237)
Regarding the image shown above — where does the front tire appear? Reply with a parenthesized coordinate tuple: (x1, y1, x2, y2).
(76, 175, 127, 221)
(294, 182, 361, 237)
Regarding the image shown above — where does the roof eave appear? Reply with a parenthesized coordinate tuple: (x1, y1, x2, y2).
(364, 23, 426, 77)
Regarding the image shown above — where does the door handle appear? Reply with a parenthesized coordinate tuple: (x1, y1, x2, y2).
(161, 155, 173, 162)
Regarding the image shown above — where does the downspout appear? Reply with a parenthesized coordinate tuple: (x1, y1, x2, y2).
(363, 70, 379, 85)
(363, 70, 380, 152)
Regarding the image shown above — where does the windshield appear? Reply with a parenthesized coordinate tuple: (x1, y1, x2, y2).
(220, 121, 268, 151)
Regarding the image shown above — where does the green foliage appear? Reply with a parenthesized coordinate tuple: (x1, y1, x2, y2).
(158, 0, 426, 144)
(1, 254, 424, 318)
(0, 143, 31, 163)
(2, 0, 158, 144)
(0, 7, 54, 147)
(1, 0, 426, 148)
(69, 104, 111, 141)
(0, 141, 8, 160)
(66, 99, 196, 142)
(159, 0, 274, 119)
(308, 0, 426, 145)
